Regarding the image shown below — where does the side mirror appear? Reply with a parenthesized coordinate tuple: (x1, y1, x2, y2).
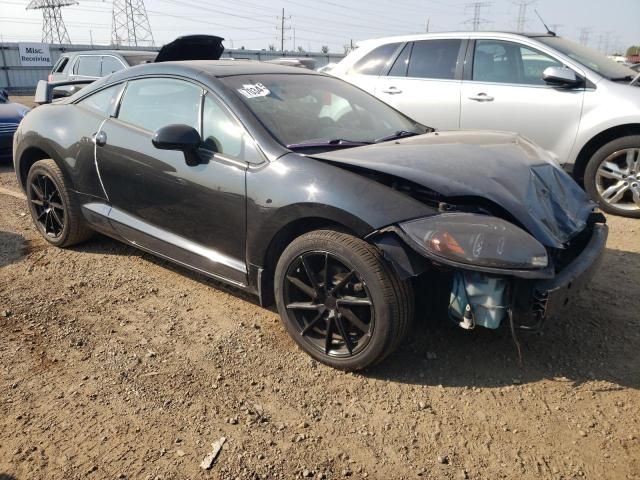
(542, 66, 580, 87)
(152, 124, 202, 166)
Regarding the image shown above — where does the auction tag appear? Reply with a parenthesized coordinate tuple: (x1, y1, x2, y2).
(237, 83, 270, 99)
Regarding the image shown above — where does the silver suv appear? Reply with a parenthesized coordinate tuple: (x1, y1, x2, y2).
(333, 32, 640, 217)
(49, 50, 156, 96)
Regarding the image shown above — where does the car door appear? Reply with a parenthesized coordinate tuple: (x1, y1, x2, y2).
(374, 38, 465, 129)
(460, 39, 584, 163)
(95, 77, 253, 285)
(70, 55, 102, 81)
(100, 55, 126, 76)
(339, 42, 403, 94)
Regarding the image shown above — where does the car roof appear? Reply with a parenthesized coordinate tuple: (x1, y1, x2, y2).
(62, 50, 157, 57)
(354, 31, 555, 46)
(110, 59, 322, 79)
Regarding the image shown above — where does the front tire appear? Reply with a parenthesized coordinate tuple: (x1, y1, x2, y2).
(274, 230, 414, 371)
(26, 159, 93, 247)
(584, 136, 640, 218)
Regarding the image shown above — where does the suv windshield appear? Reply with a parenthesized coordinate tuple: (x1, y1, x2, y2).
(536, 36, 635, 80)
(220, 74, 425, 148)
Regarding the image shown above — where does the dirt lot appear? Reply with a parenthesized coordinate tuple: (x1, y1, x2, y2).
(1, 96, 639, 480)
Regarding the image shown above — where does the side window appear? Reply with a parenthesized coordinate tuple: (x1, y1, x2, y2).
(117, 78, 202, 132)
(75, 56, 102, 77)
(387, 43, 411, 77)
(77, 84, 124, 115)
(52, 56, 69, 73)
(407, 39, 462, 80)
(349, 42, 401, 76)
(202, 94, 261, 163)
(473, 40, 563, 85)
(520, 46, 563, 85)
(101, 56, 124, 75)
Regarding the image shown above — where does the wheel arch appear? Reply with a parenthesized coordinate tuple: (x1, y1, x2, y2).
(255, 216, 359, 307)
(573, 124, 640, 186)
(16, 146, 62, 191)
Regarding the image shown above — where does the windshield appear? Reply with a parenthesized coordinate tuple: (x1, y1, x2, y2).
(220, 74, 426, 147)
(123, 54, 156, 66)
(536, 36, 636, 80)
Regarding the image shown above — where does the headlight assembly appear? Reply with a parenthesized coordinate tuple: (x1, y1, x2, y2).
(399, 213, 548, 270)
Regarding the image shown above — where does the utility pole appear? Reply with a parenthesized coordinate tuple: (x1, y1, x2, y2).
(276, 8, 292, 52)
(425, 18, 430, 32)
(514, 0, 536, 33)
(549, 23, 562, 34)
(579, 27, 592, 46)
(464, 2, 491, 31)
(26, 0, 77, 44)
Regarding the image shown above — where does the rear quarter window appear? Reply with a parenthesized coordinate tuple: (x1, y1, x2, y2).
(52, 56, 69, 73)
(349, 42, 401, 76)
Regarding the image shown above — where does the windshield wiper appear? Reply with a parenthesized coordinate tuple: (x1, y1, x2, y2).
(374, 130, 421, 143)
(286, 138, 372, 150)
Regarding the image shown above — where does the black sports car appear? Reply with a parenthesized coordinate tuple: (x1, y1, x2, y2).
(14, 60, 607, 370)
(0, 89, 30, 162)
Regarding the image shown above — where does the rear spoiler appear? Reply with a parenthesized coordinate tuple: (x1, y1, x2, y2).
(34, 79, 95, 105)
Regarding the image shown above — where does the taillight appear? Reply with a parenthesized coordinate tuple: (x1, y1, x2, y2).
(48, 74, 53, 82)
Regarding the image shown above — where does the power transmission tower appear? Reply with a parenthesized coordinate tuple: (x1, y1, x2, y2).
(111, 0, 155, 47)
(514, 0, 536, 32)
(26, 0, 77, 44)
(464, 2, 491, 31)
(579, 27, 592, 46)
(549, 23, 562, 34)
(276, 8, 292, 52)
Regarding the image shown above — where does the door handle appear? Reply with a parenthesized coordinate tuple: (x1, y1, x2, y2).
(94, 131, 107, 147)
(468, 92, 494, 102)
(381, 86, 403, 94)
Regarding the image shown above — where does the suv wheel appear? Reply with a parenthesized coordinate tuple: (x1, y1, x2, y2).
(26, 159, 93, 247)
(274, 230, 414, 371)
(584, 135, 640, 218)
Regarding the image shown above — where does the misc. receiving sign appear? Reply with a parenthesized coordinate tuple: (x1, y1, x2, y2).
(18, 43, 52, 67)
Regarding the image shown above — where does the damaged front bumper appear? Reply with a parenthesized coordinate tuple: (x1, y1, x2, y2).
(513, 223, 608, 330)
(371, 220, 608, 332)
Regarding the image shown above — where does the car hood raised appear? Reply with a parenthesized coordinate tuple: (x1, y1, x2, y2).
(312, 131, 594, 248)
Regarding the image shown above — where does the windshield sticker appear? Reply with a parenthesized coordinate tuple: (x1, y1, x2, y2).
(237, 83, 270, 99)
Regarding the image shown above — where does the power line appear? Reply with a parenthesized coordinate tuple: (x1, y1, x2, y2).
(26, 0, 77, 44)
(464, 2, 491, 31)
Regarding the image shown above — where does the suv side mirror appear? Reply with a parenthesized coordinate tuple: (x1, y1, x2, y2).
(542, 66, 580, 87)
(152, 124, 202, 166)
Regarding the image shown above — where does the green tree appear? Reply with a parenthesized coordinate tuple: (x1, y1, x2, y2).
(626, 46, 640, 56)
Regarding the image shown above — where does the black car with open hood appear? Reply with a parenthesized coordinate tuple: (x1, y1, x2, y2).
(14, 61, 607, 370)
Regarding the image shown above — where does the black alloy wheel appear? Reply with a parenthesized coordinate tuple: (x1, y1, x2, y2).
(26, 159, 93, 247)
(29, 172, 66, 238)
(275, 230, 414, 370)
(283, 250, 375, 357)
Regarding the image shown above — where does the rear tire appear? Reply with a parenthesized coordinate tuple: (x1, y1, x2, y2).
(584, 136, 640, 218)
(274, 230, 414, 371)
(26, 159, 93, 247)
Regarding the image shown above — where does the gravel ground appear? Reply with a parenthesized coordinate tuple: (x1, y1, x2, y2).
(1, 96, 639, 480)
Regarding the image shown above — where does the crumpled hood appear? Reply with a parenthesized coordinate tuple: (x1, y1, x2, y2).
(313, 130, 594, 248)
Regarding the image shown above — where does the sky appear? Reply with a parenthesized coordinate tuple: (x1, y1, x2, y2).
(0, 0, 638, 54)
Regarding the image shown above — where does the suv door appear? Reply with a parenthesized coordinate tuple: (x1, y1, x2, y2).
(460, 39, 584, 163)
(341, 42, 403, 93)
(95, 78, 254, 284)
(374, 38, 465, 129)
(71, 55, 102, 81)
